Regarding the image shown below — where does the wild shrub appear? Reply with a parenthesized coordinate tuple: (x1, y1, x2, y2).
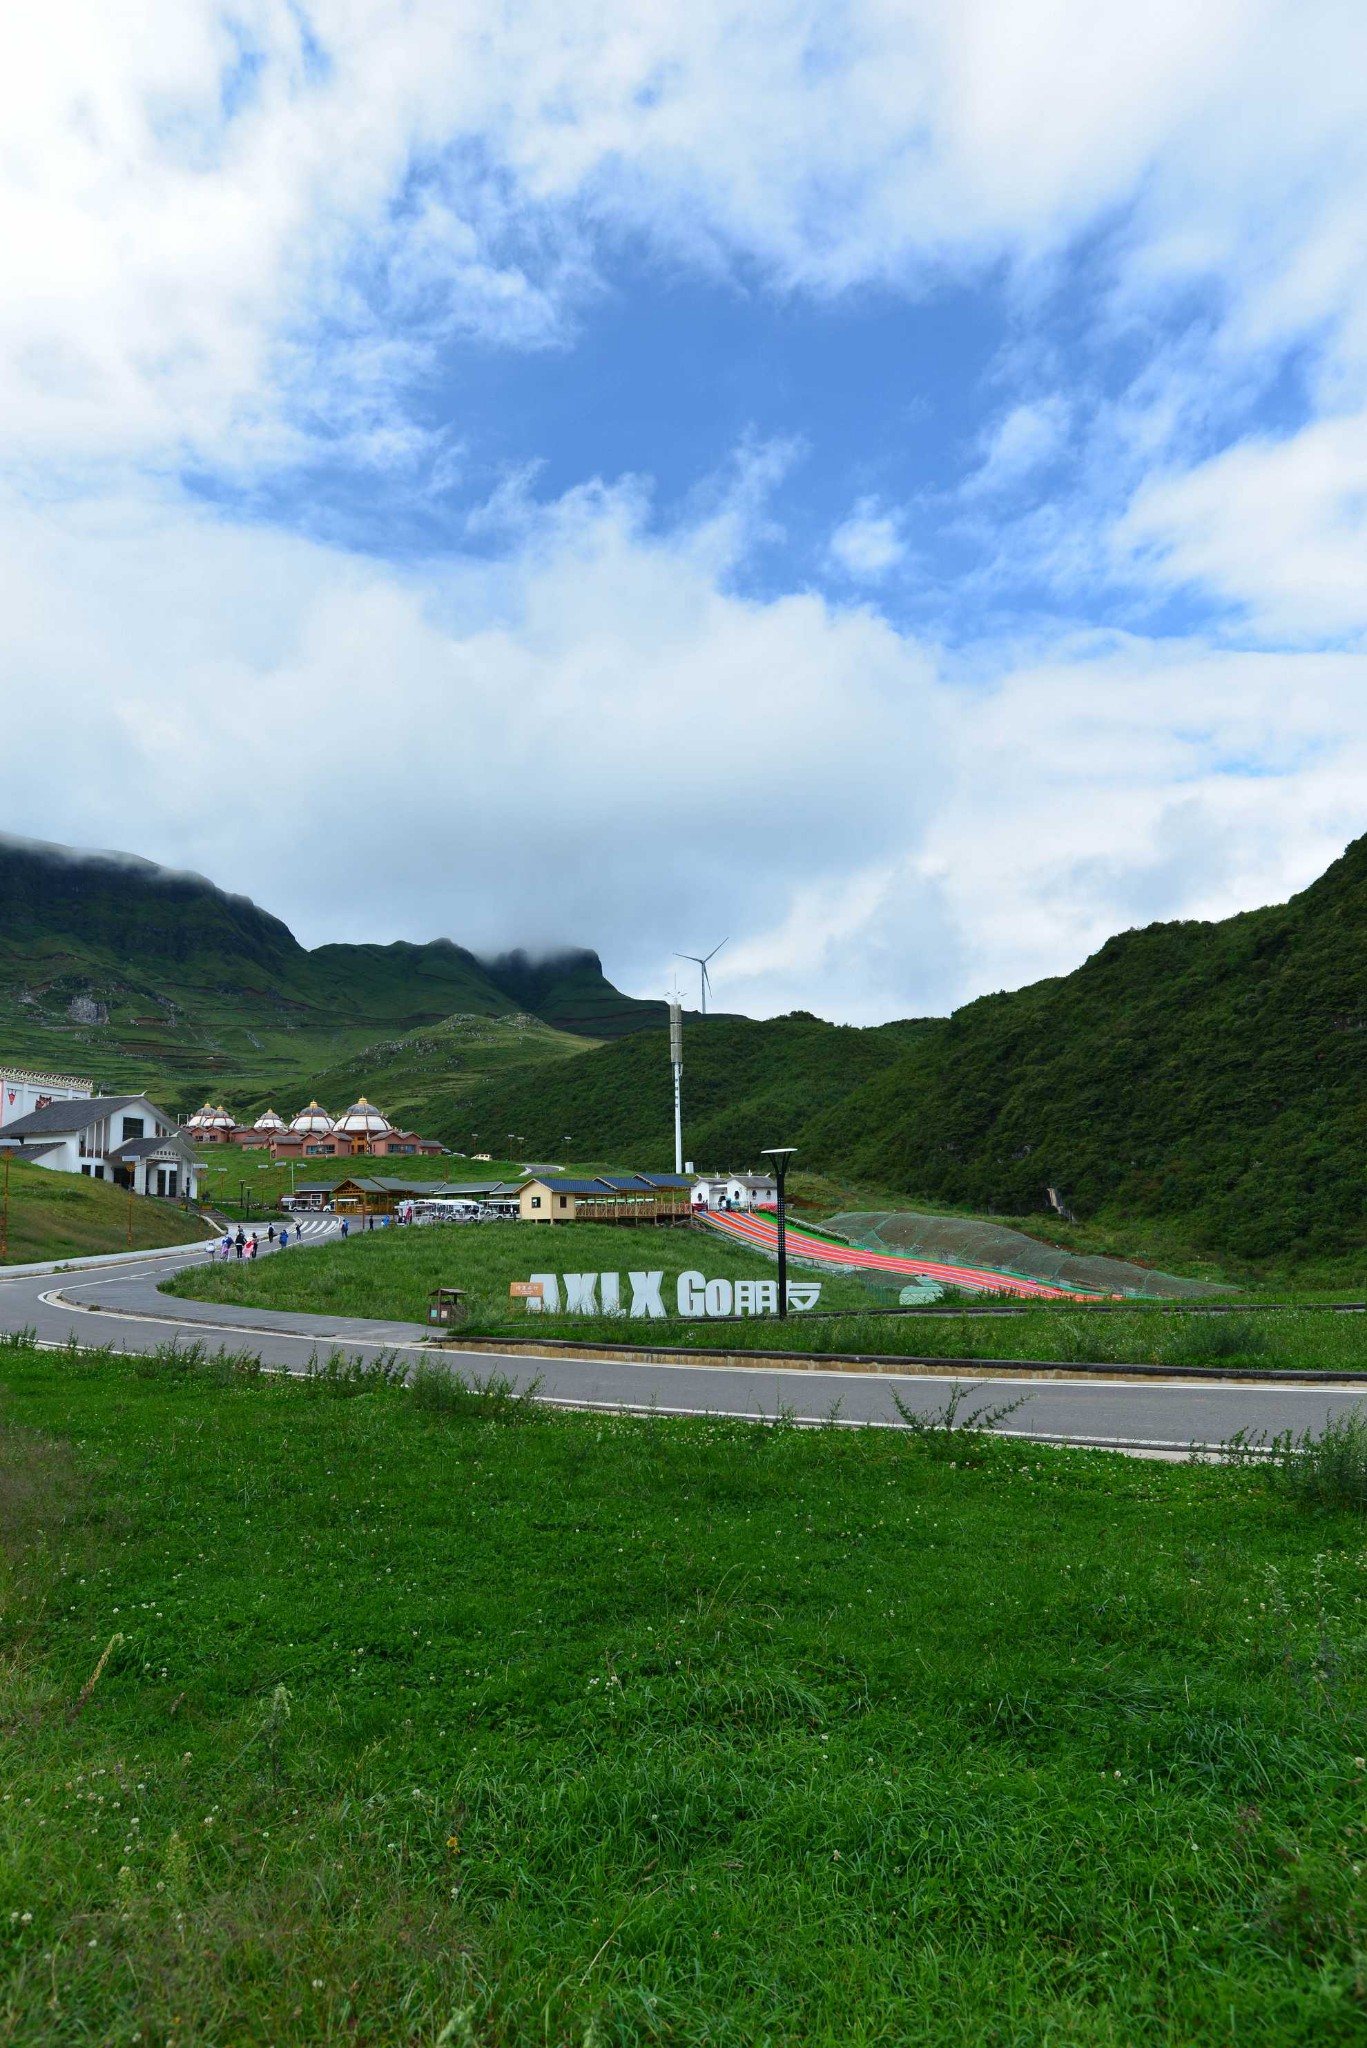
(408, 1361, 543, 1424)
(303, 1348, 407, 1397)
(889, 1380, 1026, 1457)
(1265, 1408, 1367, 1511)
(1161, 1314, 1271, 1368)
(132, 1339, 263, 1385)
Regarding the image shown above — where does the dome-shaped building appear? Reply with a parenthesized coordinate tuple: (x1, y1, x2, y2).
(185, 1102, 235, 1145)
(288, 1101, 335, 1135)
(333, 1097, 393, 1141)
(252, 1108, 287, 1132)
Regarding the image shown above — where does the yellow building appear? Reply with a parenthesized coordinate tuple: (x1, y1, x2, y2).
(518, 1174, 692, 1224)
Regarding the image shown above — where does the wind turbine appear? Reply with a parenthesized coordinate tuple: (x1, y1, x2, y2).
(675, 938, 727, 1015)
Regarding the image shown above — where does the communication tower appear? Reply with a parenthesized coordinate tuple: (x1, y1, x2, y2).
(669, 993, 683, 1175)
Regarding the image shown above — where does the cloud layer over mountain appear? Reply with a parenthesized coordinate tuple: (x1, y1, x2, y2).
(5, 2, 1367, 1019)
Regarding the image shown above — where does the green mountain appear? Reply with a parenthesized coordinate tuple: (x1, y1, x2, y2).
(457, 834, 1367, 1267)
(15, 826, 1367, 1268)
(803, 835, 1367, 1264)
(449, 1011, 934, 1168)
(0, 833, 657, 1115)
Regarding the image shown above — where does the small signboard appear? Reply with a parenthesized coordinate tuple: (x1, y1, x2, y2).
(509, 1281, 544, 1300)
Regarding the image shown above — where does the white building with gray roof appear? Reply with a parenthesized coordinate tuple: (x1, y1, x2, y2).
(0, 1093, 199, 1201)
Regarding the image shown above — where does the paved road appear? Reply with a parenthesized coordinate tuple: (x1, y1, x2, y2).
(3, 1229, 1366, 1455)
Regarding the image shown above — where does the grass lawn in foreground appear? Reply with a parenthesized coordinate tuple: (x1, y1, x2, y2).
(162, 1219, 877, 1325)
(0, 1157, 207, 1265)
(2, 1340, 1366, 2043)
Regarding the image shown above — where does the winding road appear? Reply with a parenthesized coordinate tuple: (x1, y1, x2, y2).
(3, 1227, 1365, 1457)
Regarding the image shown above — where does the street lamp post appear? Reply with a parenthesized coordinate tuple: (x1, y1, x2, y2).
(759, 1146, 797, 1319)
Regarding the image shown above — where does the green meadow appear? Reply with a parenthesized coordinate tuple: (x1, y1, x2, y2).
(162, 1220, 1367, 1369)
(0, 1158, 206, 1267)
(164, 1219, 875, 1324)
(3, 1337, 1367, 2044)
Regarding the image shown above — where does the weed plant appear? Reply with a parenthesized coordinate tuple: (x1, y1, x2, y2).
(3, 1341, 1367, 2041)
(1230, 1410, 1367, 1512)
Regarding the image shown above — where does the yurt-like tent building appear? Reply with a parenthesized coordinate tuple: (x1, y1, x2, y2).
(185, 1102, 235, 1145)
(288, 1101, 335, 1135)
(331, 1098, 393, 1155)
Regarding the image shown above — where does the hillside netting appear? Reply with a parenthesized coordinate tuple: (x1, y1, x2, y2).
(819, 1211, 1229, 1299)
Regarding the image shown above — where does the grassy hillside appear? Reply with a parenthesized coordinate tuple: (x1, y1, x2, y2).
(803, 833, 1367, 1269)
(19, 826, 1367, 1276)
(4, 1341, 1365, 2042)
(459, 834, 1367, 1274)
(300, 1011, 597, 1146)
(0, 834, 657, 1118)
(452, 1011, 932, 1166)
(0, 1156, 206, 1264)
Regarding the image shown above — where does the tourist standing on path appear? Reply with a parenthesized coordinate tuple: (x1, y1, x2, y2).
(267, 1223, 275, 1244)
(341, 1216, 350, 1239)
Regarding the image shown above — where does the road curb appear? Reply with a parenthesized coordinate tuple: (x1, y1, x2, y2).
(423, 1332, 1367, 1385)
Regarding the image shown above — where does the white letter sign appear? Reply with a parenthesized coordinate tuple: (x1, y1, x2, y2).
(564, 1273, 599, 1314)
(629, 1270, 665, 1318)
(515, 1270, 821, 1319)
(676, 1269, 706, 1315)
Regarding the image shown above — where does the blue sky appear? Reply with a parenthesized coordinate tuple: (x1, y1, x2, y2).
(4, 2, 1367, 1022)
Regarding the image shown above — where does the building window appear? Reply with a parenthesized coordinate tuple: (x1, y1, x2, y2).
(122, 1116, 145, 1143)
(558, 1195, 568, 1209)
(531, 1195, 542, 1209)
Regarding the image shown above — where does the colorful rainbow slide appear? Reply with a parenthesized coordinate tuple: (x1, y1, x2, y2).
(702, 1209, 1107, 1301)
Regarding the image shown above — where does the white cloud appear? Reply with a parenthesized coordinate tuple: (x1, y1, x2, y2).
(4, 470, 1365, 1024)
(828, 500, 906, 579)
(0, 472, 939, 998)
(8, 1, 1367, 479)
(686, 630, 1367, 1021)
(965, 398, 1069, 497)
(1116, 410, 1367, 637)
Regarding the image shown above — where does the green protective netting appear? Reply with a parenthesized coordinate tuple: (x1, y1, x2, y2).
(819, 1210, 1231, 1299)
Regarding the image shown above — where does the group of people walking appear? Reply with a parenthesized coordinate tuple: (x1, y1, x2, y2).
(214, 1222, 292, 1262)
